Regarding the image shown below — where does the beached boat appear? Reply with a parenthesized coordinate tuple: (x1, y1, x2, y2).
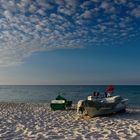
(50, 95, 72, 110)
(83, 96, 128, 117)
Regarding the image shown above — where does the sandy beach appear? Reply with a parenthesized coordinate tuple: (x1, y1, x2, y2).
(0, 102, 139, 140)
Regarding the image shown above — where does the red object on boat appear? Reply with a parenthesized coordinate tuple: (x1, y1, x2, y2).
(106, 86, 114, 92)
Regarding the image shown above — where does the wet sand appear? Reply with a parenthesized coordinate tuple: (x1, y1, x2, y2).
(0, 102, 140, 140)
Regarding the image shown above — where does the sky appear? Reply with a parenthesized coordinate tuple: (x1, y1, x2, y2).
(0, 0, 140, 85)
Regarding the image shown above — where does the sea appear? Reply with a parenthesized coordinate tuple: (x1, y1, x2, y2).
(0, 85, 140, 105)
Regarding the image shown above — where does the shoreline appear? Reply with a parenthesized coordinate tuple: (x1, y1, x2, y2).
(0, 102, 140, 139)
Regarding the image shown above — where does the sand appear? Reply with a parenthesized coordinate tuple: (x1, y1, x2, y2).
(0, 102, 140, 140)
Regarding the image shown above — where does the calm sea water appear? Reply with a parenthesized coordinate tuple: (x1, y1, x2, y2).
(0, 85, 140, 105)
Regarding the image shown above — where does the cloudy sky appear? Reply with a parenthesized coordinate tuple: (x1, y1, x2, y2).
(0, 0, 140, 85)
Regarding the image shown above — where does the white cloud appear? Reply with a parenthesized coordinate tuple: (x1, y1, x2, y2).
(81, 10, 92, 19)
(29, 4, 37, 13)
(80, 1, 93, 10)
(0, 0, 139, 66)
(57, 0, 78, 16)
(55, 0, 64, 5)
(131, 6, 140, 18)
(100, 1, 110, 10)
(37, 9, 46, 16)
(3, 10, 13, 20)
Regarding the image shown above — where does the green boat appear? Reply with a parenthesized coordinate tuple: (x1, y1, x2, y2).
(50, 95, 72, 110)
(83, 96, 128, 117)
